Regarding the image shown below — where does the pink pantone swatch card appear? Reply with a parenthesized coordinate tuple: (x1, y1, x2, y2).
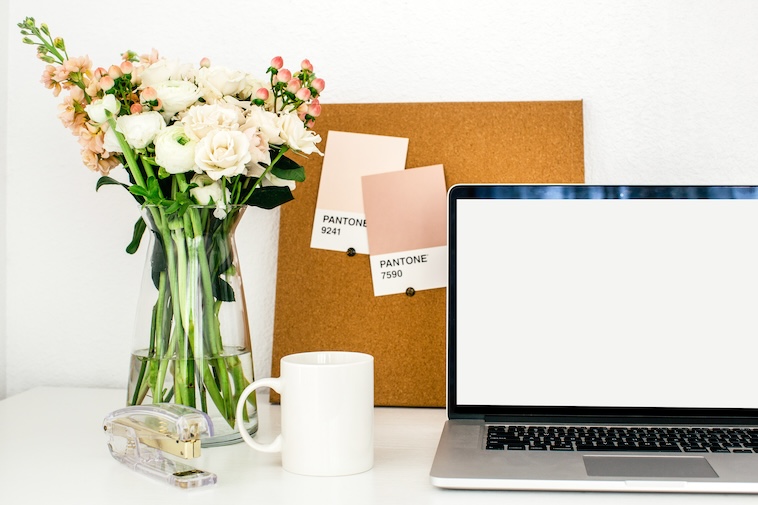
(310, 131, 408, 254)
(361, 164, 447, 296)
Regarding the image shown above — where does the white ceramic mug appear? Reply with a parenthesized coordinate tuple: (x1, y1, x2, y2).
(235, 351, 374, 476)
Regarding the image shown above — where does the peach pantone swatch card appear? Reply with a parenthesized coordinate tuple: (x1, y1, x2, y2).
(362, 164, 447, 297)
(310, 131, 409, 254)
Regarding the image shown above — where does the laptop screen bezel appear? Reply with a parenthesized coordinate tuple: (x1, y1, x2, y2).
(447, 184, 758, 425)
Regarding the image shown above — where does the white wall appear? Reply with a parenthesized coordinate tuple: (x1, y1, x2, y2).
(0, 1, 9, 399)
(4, 0, 758, 399)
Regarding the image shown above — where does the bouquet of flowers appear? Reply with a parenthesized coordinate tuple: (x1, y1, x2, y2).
(18, 17, 325, 437)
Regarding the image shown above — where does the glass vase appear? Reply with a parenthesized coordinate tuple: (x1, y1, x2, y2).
(127, 204, 257, 446)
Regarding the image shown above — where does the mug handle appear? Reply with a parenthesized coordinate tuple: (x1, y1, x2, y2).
(235, 378, 283, 453)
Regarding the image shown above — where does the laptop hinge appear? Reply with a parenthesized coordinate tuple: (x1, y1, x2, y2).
(482, 414, 758, 426)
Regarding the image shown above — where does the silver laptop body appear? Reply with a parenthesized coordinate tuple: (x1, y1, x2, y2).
(430, 184, 758, 493)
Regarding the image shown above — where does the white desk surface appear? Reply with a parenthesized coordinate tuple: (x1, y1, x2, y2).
(1, 387, 757, 504)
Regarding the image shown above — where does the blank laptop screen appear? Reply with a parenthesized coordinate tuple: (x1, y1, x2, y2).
(452, 186, 758, 412)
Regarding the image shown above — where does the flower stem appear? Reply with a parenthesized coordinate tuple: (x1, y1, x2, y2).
(106, 114, 146, 190)
(240, 146, 289, 204)
(150, 207, 187, 403)
(189, 208, 235, 422)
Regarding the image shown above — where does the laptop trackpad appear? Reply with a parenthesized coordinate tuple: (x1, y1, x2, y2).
(584, 456, 718, 478)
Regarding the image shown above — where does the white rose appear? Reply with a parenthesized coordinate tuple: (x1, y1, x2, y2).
(190, 174, 227, 204)
(139, 58, 193, 87)
(85, 94, 120, 124)
(277, 112, 323, 155)
(153, 80, 201, 119)
(102, 123, 122, 153)
(196, 66, 247, 102)
(154, 124, 197, 174)
(180, 103, 244, 142)
(195, 129, 251, 180)
(115, 111, 165, 149)
(244, 107, 284, 145)
(189, 174, 231, 218)
(242, 127, 272, 166)
(220, 95, 251, 111)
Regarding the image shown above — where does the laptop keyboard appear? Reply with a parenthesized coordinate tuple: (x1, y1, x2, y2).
(486, 425, 758, 453)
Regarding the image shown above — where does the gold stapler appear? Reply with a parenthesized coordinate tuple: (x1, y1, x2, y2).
(103, 404, 217, 488)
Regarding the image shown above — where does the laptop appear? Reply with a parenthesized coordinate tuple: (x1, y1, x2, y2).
(430, 184, 758, 493)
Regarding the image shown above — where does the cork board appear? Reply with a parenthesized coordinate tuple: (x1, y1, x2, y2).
(271, 101, 584, 407)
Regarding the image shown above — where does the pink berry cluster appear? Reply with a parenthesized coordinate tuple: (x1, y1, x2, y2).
(266, 56, 325, 128)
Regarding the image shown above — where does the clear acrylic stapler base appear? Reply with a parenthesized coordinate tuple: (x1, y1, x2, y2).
(103, 404, 218, 489)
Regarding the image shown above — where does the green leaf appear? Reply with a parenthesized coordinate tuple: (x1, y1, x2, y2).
(272, 153, 302, 170)
(129, 185, 149, 198)
(126, 217, 147, 254)
(146, 176, 162, 196)
(207, 233, 236, 302)
(271, 164, 306, 182)
(245, 186, 294, 209)
(164, 191, 194, 216)
(96, 176, 129, 192)
(128, 177, 166, 206)
(212, 277, 236, 303)
(164, 200, 182, 215)
(150, 233, 167, 291)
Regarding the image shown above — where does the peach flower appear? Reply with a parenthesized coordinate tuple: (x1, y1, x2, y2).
(57, 94, 86, 131)
(140, 48, 160, 65)
(81, 149, 120, 175)
(40, 65, 62, 96)
(64, 55, 92, 74)
(77, 124, 106, 154)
